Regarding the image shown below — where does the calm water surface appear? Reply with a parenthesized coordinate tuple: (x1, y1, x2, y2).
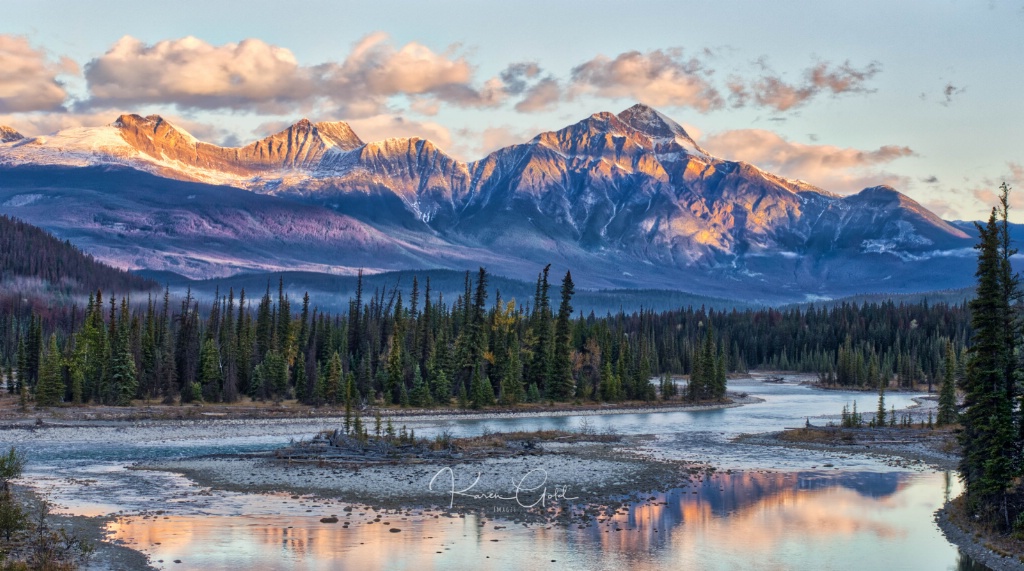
(1, 377, 985, 570)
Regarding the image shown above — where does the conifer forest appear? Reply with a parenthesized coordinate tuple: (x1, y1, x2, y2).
(0, 262, 970, 411)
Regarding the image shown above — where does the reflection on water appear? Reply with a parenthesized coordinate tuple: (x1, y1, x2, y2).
(108, 470, 972, 571)
(1, 378, 986, 570)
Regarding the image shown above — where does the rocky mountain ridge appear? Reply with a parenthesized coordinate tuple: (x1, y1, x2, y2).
(0, 104, 978, 302)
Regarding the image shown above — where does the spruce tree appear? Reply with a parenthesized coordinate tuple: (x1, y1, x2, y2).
(325, 352, 342, 406)
(960, 194, 1019, 527)
(937, 340, 958, 426)
(529, 265, 553, 394)
(550, 271, 576, 400)
(198, 339, 222, 402)
(875, 376, 886, 428)
(34, 335, 63, 407)
(109, 329, 138, 406)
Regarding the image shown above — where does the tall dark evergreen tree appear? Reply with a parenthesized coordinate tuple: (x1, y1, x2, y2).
(937, 340, 957, 426)
(960, 186, 1020, 528)
(550, 271, 575, 400)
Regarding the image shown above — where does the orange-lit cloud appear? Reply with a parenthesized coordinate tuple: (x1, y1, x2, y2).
(569, 49, 723, 112)
(82, 36, 316, 113)
(0, 35, 77, 113)
(79, 34, 505, 117)
(700, 128, 915, 193)
(345, 114, 454, 151)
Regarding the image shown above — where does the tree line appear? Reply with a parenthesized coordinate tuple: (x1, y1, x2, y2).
(0, 264, 972, 410)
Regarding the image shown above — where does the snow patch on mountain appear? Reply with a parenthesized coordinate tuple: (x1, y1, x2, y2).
(2, 194, 42, 207)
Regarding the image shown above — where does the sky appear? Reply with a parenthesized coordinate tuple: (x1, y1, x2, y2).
(1, 0, 1022, 221)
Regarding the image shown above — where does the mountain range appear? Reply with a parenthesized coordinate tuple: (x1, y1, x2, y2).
(0, 104, 980, 304)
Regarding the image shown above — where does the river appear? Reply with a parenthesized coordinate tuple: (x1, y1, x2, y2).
(0, 376, 984, 570)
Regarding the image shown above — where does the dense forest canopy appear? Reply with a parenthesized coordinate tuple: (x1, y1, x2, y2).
(0, 259, 970, 409)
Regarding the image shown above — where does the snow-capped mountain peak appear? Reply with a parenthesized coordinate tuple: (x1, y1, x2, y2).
(617, 103, 710, 159)
(0, 126, 24, 143)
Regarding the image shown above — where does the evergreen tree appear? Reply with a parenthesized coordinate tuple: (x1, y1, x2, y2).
(109, 326, 138, 406)
(34, 334, 63, 407)
(528, 265, 553, 394)
(198, 338, 222, 402)
(937, 340, 958, 426)
(959, 189, 1019, 528)
(875, 376, 886, 428)
(325, 351, 342, 406)
(550, 271, 576, 400)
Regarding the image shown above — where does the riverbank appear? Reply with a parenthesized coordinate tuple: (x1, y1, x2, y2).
(0, 392, 763, 428)
(736, 424, 959, 471)
(4, 484, 154, 571)
(937, 497, 1024, 571)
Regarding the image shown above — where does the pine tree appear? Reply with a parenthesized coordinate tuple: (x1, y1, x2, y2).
(937, 340, 958, 426)
(34, 334, 63, 407)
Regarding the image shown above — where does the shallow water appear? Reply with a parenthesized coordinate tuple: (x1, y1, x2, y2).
(1, 377, 986, 570)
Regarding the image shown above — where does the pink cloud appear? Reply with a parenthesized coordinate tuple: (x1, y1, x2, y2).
(0, 35, 77, 113)
(80, 34, 506, 117)
(569, 49, 723, 112)
(701, 128, 915, 193)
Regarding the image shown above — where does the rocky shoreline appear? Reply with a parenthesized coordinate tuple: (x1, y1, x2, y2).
(7, 484, 155, 571)
(936, 502, 1024, 571)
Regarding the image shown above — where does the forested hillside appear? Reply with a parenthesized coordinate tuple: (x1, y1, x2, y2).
(0, 214, 153, 294)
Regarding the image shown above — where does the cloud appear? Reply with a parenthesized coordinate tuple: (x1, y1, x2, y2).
(497, 62, 562, 113)
(1010, 161, 1024, 186)
(920, 196, 959, 219)
(0, 111, 113, 136)
(323, 33, 505, 113)
(500, 62, 541, 95)
(82, 36, 315, 113)
(80, 34, 505, 116)
(941, 83, 966, 106)
(345, 114, 453, 152)
(730, 60, 880, 112)
(568, 49, 723, 112)
(479, 125, 536, 154)
(700, 128, 915, 192)
(161, 115, 240, 147)
(515, 78, 562, 113)
(972, 162, 1024, 210)
(0, 35, 77, 113)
